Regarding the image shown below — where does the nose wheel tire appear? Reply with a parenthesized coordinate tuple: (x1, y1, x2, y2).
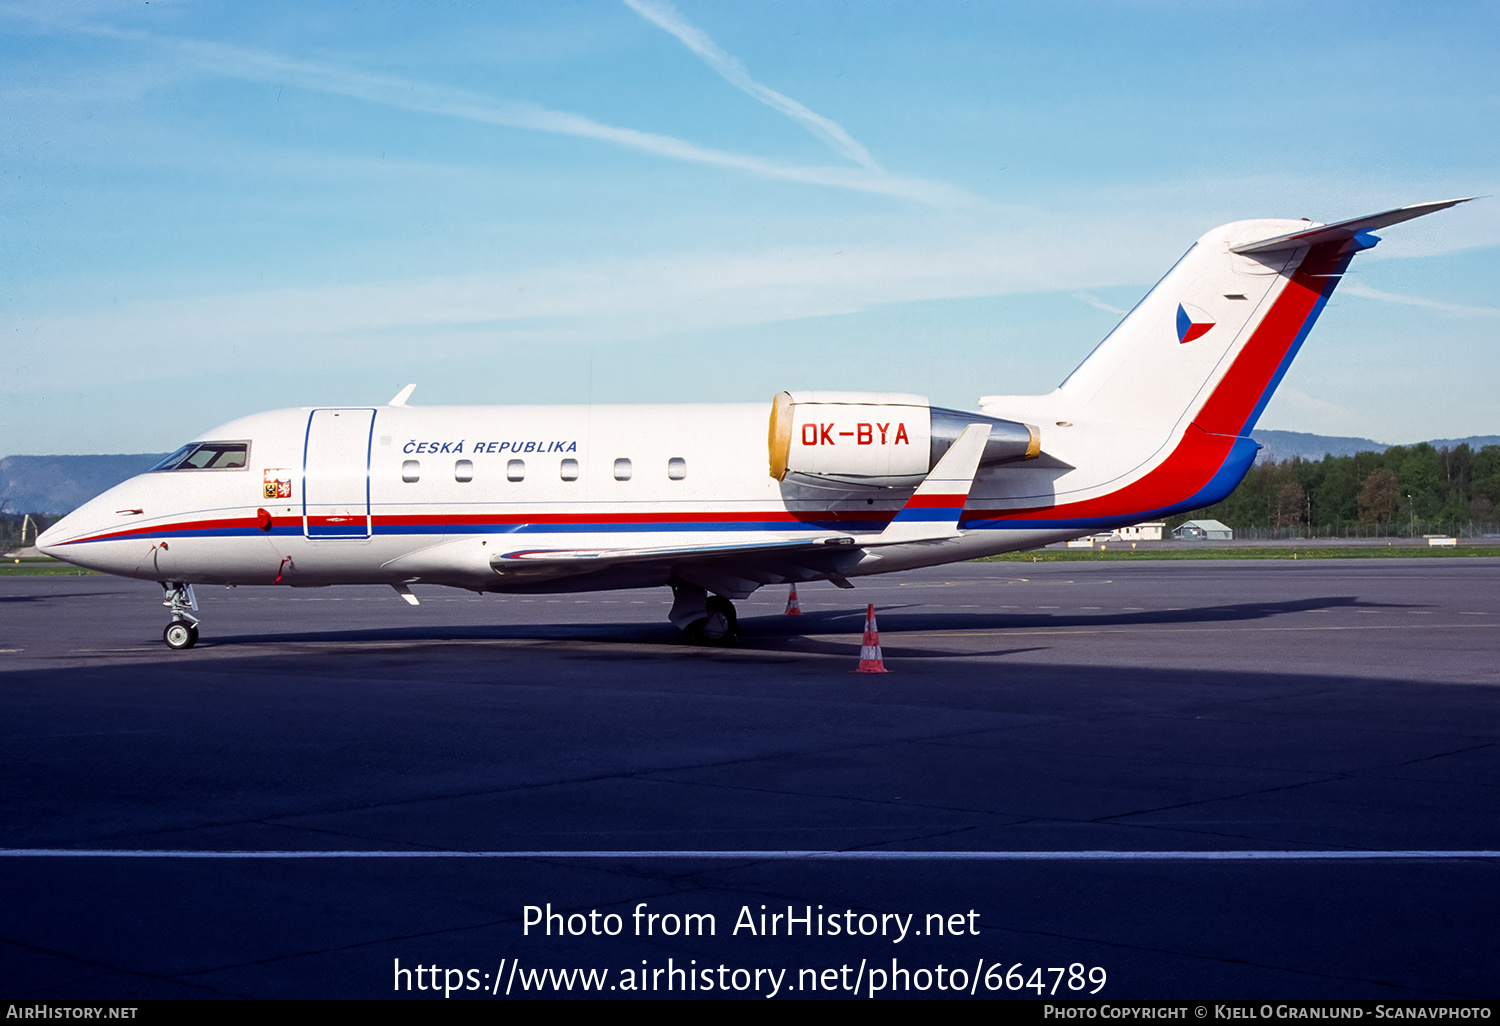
(164, 620, 199, 650)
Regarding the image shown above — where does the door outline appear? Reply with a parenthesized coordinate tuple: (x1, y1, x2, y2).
(302, 408, 376, 539)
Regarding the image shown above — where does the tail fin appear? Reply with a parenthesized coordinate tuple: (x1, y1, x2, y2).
(974, 199, 1471, 525)
(1047, 198, 1470, 437)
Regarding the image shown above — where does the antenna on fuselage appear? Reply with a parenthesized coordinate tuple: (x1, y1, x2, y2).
(388, 384, 417, 406)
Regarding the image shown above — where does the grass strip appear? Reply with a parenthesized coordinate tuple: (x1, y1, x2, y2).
(0, 564, 100, 575)
(980, 546, 1500, 562)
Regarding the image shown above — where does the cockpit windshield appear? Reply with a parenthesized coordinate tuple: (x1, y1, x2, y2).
(149, 441, 250, 471)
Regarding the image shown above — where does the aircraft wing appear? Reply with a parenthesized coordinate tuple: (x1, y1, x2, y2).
(489, 534, 864, 594)
(492, 534, 858, 570)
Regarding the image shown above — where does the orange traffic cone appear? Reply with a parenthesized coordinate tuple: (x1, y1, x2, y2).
(856, 603, 889, 673)
(785, 584, 803, 616)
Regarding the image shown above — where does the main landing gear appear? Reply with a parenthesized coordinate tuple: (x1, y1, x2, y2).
(668, 583, 740, 646)
(162, 582, 200, 650)
(687, 595, 739, 645)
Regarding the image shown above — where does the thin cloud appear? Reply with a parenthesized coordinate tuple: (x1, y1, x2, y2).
(13, 10, 967, 206)
(7, 232, 1128, 393)
(1342, 281, 1500, 319)
(623, 0, 879, 170)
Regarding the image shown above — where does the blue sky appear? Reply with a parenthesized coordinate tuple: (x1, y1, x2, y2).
(4, 0, 1497, 455)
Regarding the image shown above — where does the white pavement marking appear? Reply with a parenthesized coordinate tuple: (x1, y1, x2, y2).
(2, 849, 1497, 860)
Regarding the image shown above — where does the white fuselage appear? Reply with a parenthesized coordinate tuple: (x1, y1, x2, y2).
(39, 402, 1072, 596)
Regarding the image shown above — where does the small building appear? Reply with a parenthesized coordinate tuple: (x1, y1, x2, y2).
(1173, 519, 1233, 541)
(1110, 522, 1165, 542)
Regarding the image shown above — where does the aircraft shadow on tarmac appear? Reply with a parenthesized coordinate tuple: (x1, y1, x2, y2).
(0, 590, 122, 604)
(204, 593, 1413, 655)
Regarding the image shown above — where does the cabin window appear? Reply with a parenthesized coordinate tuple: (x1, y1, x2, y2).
(454, 459, 474, 483)
(667, 457, 686, 480)
(150, 441, 250, 471)
(560, 458, 579, 482)
(401, 460, 420, 483)
(613, 458, 632, 481)
(507, 459, 525, 482)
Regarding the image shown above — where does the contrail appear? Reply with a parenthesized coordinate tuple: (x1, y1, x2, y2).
(1072, 291, 1128, 316)
(622, 0, 880, 170)
(1342, 281, 1500, 318)
(13, 11, 966, 206)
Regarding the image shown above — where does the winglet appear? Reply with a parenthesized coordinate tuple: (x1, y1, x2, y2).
(1230, 198, 1474, 255)
(388, 384, 417, 407)
(874, 423, 990, 545)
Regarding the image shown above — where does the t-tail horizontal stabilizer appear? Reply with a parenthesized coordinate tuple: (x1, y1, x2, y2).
(873, 423, 991, 545)
(1230, 198, 1474, 255)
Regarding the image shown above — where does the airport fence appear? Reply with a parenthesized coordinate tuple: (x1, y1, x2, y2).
(1225, 521, 1500, 541)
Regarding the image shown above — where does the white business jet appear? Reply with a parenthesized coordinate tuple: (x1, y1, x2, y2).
(39, 200, 1469, 649)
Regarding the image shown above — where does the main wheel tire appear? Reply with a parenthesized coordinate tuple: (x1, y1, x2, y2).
(686, 596, 739, 645)
(164, 620, 198, 650)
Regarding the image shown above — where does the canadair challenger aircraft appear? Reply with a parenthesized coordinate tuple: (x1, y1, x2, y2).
(39, 199, 1469, 649)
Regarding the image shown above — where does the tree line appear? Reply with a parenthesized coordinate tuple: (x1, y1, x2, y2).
(1168, 443, 1500, 534)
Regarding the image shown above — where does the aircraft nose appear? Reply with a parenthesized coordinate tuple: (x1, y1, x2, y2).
(35, 519, 67, 557)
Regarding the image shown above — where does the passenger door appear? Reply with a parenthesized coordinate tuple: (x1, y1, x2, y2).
(302, 408, 375, 539)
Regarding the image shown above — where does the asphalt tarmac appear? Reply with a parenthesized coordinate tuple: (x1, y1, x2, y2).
(2, 559, 1497, 1001)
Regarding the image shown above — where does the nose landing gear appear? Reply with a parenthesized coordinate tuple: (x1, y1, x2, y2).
(162, 582, 200, 650)
(164, 620, 199, 650)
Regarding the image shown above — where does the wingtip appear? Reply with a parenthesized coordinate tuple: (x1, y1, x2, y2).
(388, 383, 417, 407)
(1403, 196, 1477, 213)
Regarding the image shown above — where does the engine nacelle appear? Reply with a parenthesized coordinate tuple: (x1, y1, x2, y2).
(768, 391, 1039, 487)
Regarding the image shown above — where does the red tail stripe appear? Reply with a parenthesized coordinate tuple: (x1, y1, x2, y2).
(976, 252, 1335, 523)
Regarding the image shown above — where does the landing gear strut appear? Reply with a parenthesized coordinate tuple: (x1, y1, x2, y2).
(162, 582, 200, 650)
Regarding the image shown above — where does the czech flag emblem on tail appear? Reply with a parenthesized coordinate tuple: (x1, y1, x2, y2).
(1176, 303, 1215, 344)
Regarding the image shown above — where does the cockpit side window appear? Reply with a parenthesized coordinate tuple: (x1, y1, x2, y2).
(148, 445, 198, 472)
(150, 441, 250, 471)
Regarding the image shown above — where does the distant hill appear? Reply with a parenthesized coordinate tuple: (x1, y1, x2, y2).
(0, 454, 168, 515)
(1251, 430, 1500, 464)
(1426, 436, 1500, 451)
(1251, 430, 1385, 462)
